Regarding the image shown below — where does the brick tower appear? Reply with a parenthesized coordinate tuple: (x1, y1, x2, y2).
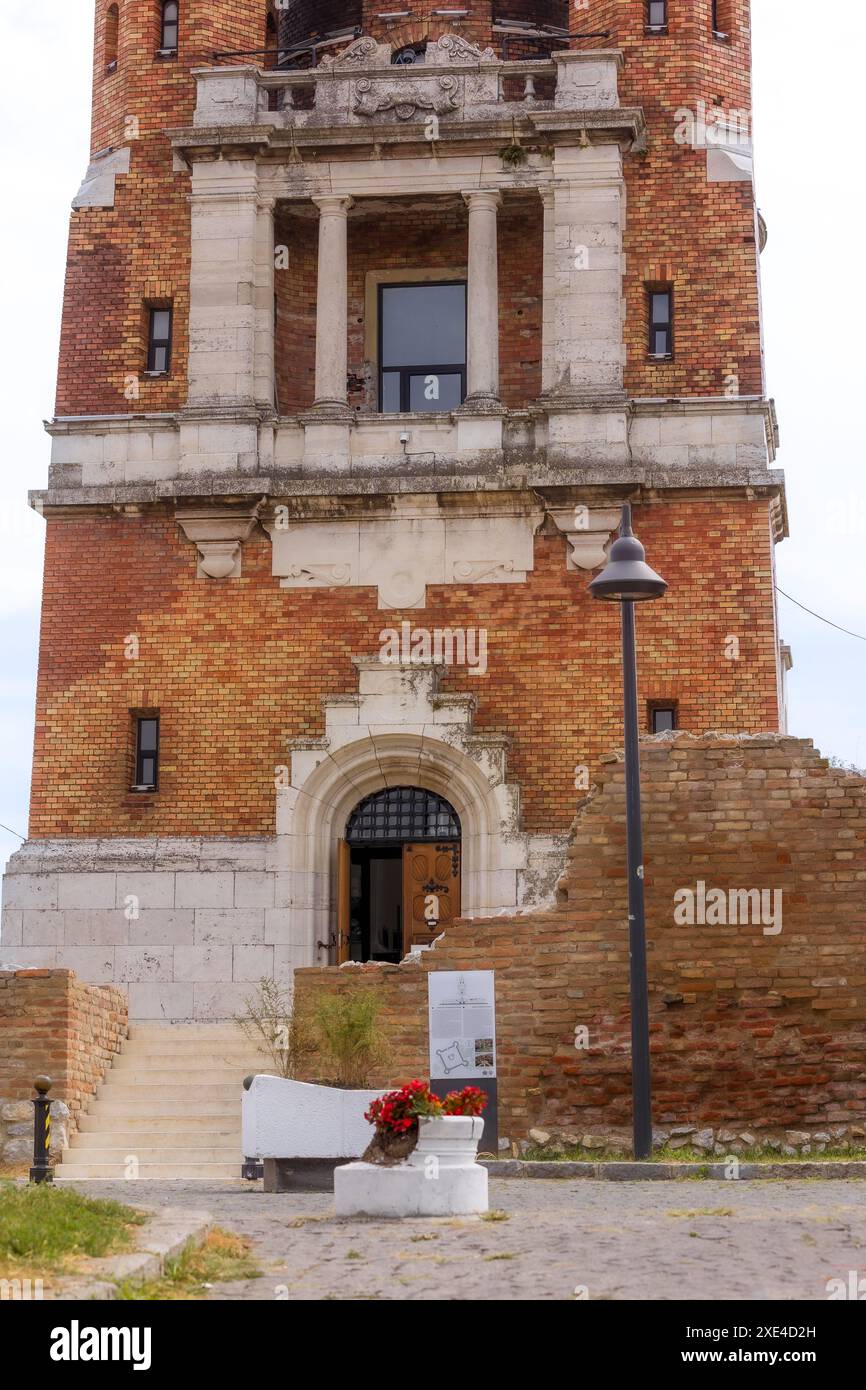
(3, 1, 786, 1019)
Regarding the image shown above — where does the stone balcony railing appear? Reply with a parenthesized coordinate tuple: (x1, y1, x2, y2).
(192, 34, 625, 136)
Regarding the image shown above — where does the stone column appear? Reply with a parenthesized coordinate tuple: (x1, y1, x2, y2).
(462, 190, 501, 404)
(312, 195, 353, 411)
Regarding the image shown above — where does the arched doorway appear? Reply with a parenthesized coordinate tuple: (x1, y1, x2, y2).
(338, 787, 461, 963)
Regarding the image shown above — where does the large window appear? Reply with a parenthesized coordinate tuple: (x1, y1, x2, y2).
(379, 282, 467, 413)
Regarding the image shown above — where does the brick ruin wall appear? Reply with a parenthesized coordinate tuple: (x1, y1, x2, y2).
(0, 970, 127, 1166)
(294, 735, 866, 1151)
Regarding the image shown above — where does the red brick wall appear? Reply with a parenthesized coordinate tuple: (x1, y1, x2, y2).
(29, 497, 779, 839)
(0, 970, 127, 1131)
(294, 735, 866, 1142)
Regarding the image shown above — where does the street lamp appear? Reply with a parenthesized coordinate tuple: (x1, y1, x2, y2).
(589, 501, 667, 1159)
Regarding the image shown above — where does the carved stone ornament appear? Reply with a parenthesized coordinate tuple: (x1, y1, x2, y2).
(318, 36, 392, 69)
(264, 501, 541, 610)
(352, 75, 460, 122)
(427, 34, 496, 64)
(547, 507, 623, 572)
(176, 509, 256, 580)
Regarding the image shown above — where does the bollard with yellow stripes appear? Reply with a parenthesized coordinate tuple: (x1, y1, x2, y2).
(29, 1076, 54, 1185)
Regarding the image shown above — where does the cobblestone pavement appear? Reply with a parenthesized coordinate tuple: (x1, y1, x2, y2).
(61, 1178, 865, 1301)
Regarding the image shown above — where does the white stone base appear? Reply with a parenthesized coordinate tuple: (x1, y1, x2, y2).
(334, 1159, 488, 1218)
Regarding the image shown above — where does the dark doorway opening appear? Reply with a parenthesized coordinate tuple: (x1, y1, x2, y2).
(339, 787, 461, 964)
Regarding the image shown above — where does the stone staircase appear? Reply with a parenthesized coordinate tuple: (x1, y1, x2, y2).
(55, 1023, 270, 1180)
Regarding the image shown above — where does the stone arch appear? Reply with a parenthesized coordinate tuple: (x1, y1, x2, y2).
(274, 658, 568, 966)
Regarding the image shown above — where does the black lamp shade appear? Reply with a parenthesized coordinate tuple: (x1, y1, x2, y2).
(588, 504, 667, 602)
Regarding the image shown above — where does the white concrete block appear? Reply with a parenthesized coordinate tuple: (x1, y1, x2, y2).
(194, 909, 266, 945)
(193, 983, 253, 1019)
(128, 983, 194, 1021)
(334, 1161, 488, 1217)
(21, 910, 66, 946)
(232, 945, 275, 982)
(233, 872, 276, 909)
(174, 872, 235, 909)
(61, 910, 130, 947)
(128, 911, 195, 948)
(58, 873, 117, 910)
(115, 873, 176, 910)
(3, 873, 59, 910)
(0, 908, 23, 947)
(55, 946, 115, 983)
(174, 945, 234, 983)
(114, 948, 174, 983)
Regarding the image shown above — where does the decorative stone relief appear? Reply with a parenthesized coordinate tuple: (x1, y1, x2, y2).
(318, 36, 392, 68)
(547, 507, 622, 572)
(427, 35, 496, 64)
(352, 76, 460, 121)
(264, 498, 542, 610)
(176, 506, 263, 580)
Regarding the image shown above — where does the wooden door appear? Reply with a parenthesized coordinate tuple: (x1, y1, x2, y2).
(402, 842, 461, 954)
(336, 838, 351, 963)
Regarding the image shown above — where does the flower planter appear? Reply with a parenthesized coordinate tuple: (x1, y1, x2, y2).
(242, 1075, 388, 1192)
(335, 1114, 488, 1217)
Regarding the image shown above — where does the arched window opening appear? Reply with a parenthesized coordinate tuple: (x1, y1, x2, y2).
(346, 786, 460, 844)
(105, 4, 119, 71)
(160, 1, 179, 53)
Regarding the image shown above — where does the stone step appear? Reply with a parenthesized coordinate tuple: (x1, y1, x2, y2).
(128, 1024, 249, 1041)
(69, 1129, 238, 1149)
(99, 1079, 242, 1097)
(55, 1162, 241, 1181)
(62, 1146, 240, 1164)
(106, 1062, 261, 1080)
(78, 1110, 238, 1130)
(112, 1050, 268, 1068)
(86, 1100, 240, 1123)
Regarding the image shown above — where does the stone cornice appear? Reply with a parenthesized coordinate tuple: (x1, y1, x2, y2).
(169, 108, 646, 160)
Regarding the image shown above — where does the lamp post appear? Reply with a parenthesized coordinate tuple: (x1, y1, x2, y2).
(589, 502, 667, 1159)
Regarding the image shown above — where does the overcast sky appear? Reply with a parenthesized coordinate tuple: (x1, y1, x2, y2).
(0, 2, 863, 876)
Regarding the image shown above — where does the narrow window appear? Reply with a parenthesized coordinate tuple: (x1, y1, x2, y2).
(133, 716, 159, 790)
(379, 282, 466, 413)
(146, 306, 172, 374)
(650, 704, 678, 734)
(647, 1, 667, 30)
(160, 1, 179, 52)
(712, 1, 729, 39)
(105, 4, 119, 71)
(648, 288, 673, 359)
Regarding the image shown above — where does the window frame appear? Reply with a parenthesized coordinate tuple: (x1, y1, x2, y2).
(105, 3, 119, 72)
(647, 286, 674, 360)
(649, 703, 678, 734)
(146, 304, 173, 375)
(132, 715, 160, 792)
(646, 0, 668, 32)
(377, 279, 468, 414)
(160, 1, 179, 53)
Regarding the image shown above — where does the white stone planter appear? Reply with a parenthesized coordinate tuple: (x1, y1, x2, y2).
(242, 1075, 387, 1190)
(335, 1114, 488, 1217)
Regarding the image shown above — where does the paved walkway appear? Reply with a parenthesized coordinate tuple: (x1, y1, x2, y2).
(62, 1178, 865, 1300)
